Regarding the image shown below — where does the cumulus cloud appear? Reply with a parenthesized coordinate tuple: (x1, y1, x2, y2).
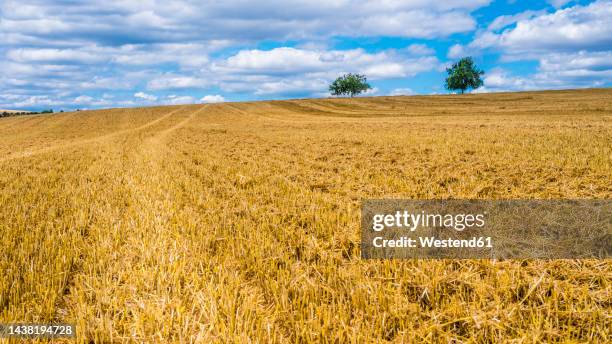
(252, 79, 330, 96)
(201, 95, 225, 103)
(547, 0, 574, 8)
(147, 75, 209, 90)
(134, 92, 157, 101)
(486, 10, 546, 31)
(481, 51, 612, 92)
(218, 48, 324, 74)
(405, 44, 436, 56)
(361, 87, 379, 96)
(11, 95, 63, 108)
(74, 95, 95, 104)
(462, 1, 612, 91)
(447, 44, 467, 59)
(389, 88, 416, 96)
(213, 47, 438, 79)
(7, 48, 105, 64)
(0, 1, 488, 47)
(165, 95, 197, 105)
(73, 95, 114, 107)
(471, 0, 612, 55)
(355, 10, 477, 38)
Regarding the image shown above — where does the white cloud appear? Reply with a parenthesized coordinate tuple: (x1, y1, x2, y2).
(220, 47, 323, 74)
(134, 92, 157, 101)
(0, 18, 71, 35)
(214, 47, 438, 79)
(73, 95, 114, 107)
(389, 88, 415, 96)
(479, 69, 536, 91)
(201, 94, 225, 103)
(486, 10, 546, 31)
(405, 44, 435, 56)
(547, 0, 573, 8)
(147, 75, 208, 90)
(472, 1, 612, 54)
(0, 1, 490, 46)
(447, 44, 467, 59)
(539, 50, 612, 73)
(111, 43, 213, 68)
(360, 87, 379, 96)
(80, 77, 137, 90)
(0, 92, 134, 110)
(74, 95, 95, 104)
(7, 48, 105, 64)
(357, 10, 476, 38)
(164, 95, 196, 105)
(11, 95, 62, 108)
(459, 1, 612, 92)
(252, 79, 330, 96)
(481, 51, 612, 93)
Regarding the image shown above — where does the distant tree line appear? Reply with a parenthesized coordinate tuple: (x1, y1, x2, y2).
(0, 109, 54, 118)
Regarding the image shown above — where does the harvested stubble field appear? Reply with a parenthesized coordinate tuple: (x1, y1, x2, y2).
(0, 89, 610, 343)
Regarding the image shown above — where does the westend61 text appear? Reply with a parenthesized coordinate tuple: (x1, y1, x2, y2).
(372, 236, 493, 248)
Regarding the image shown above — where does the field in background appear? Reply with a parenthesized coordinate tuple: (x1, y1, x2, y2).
(0, 89, 610, 342)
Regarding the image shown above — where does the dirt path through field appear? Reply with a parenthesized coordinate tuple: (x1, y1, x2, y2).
(53, 105, 215, 340)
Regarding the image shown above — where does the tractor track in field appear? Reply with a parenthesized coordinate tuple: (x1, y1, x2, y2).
(152, 104, 207, 142)
(51, 105, 205, 330)
(222, 103, 348, 124)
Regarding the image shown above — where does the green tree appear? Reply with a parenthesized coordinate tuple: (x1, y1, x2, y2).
(445, 57, 484, 94)
(329, 73, 372, 97)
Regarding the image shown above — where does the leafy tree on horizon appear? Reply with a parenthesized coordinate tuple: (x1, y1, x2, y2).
(445, 57, 484, 94)
(329, 73, 372, 98)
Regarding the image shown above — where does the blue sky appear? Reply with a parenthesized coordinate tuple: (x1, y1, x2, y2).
(0, 0, 610, 110)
